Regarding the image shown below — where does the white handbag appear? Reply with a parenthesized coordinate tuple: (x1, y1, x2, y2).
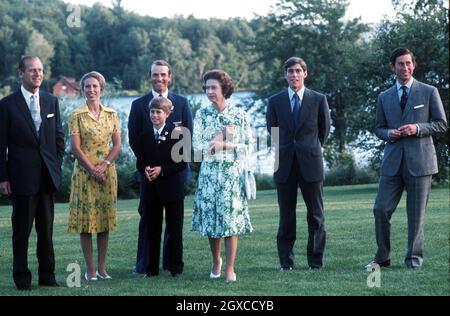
(241, 168, 256, 200)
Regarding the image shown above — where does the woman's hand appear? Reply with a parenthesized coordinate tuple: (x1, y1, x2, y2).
(208, 140, 224, 155)
(91, 162, 108, 183)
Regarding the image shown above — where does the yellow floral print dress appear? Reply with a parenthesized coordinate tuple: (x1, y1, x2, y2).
(68, 104, 120, 233)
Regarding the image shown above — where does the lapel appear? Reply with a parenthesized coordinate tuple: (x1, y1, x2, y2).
(156, 124, 171, 145)
(39, 92, 51, 134)
(402, 80, 418, 120)
(386, 86, 402, 122)
(141, 93, 153, 132)
(15, 91, 39, 141)
(296, 88, 311, 132)
(280, 90, 295, 131)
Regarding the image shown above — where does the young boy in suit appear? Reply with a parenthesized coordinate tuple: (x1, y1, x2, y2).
(136, 96, 187, 277)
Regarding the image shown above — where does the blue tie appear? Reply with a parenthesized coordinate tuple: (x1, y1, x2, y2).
(155, 131, 159, 140)
(30, 95, 41, 133)
(292, 93, 301, 125)
(400, 86, 408, 112)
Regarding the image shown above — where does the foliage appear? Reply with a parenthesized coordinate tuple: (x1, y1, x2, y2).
(359, 0, 449, 183)
(252, 0, 373, 170)
(0, 0, 262, 94)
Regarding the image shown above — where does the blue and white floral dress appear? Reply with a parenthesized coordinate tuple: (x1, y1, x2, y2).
(191, 103, 253, 238)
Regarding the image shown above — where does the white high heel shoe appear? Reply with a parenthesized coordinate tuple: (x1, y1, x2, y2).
(226, 272, 236, 282)
(85, 272, 98, 281)
(210, 258, 222, 279)
(96, 270, 112, 280)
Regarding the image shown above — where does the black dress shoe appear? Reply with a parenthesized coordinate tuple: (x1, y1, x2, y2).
(366, 259, 390, 269)
(308, 265, 322, 270)
(39, 280, 59, 287)
(144, 272, 159, 278)
(16, 284, 32, 291)
(280, 266, 294, 272)
(171, 272, 182, 278)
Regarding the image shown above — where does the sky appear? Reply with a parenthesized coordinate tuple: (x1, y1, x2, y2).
(64, 0, 397, 24)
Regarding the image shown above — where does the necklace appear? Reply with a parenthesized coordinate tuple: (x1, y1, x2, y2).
(88, 105, 100, 120)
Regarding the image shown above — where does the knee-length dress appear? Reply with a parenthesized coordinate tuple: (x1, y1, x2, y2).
(191, 103, 253, 238)
(67, 104, 119, 233)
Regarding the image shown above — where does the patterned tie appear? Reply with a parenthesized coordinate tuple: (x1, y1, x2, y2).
(292, 93, 301, 125)
(400, 86, 408, 112)
(30, 95, 41, 132)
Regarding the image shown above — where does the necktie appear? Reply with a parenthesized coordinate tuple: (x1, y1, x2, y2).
(155, 131, 159, 140)
(30, 95, 41, 132)
(292, 93, 301, 124)
(400, 86, 408, 112)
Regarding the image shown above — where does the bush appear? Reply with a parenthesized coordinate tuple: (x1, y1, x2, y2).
(255, 173, 276, 191)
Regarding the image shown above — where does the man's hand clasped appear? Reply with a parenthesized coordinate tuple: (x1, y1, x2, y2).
(389, 124, 417, 140)
(145, 166, 161, 182)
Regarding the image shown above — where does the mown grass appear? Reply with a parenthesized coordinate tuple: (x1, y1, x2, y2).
(0, 184, 448, 296)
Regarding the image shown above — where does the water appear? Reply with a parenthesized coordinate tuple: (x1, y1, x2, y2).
(66, 91, 275, 175)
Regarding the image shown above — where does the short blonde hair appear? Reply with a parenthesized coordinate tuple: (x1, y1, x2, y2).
(80, 71, 106, 92)
(149, 96, 174, 113)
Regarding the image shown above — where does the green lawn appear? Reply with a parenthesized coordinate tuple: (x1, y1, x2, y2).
(0, 184, 448, 296)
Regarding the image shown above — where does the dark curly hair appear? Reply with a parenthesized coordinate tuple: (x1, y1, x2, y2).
(202, 69, 234, 99)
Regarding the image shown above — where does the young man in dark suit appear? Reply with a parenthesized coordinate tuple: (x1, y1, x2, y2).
(367, 48, 447, 269)
(128, 60, 193, 274)
(0, 56, 64, 290)
(266, 57, 331, 271)
(136, 97, 186, 277)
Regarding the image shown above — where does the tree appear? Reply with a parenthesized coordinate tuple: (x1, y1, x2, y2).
(253, 0, 371, 168)
(26, 30, 55, 80)
(363, 0, 449, 182)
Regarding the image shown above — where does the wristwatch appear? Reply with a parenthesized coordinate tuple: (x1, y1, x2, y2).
(104, 159, 111, 166)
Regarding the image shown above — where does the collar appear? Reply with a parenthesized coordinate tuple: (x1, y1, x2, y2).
(21, 85, 39, 101)
(396, 77, 414, 91)
(152, 90, 169, 99)
(288, 86, 305, 101)
(75, 103, 116, 114)
(153, 124, 166, 136)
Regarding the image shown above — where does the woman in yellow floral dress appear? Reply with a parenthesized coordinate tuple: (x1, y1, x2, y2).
(68, 71, 121, 281)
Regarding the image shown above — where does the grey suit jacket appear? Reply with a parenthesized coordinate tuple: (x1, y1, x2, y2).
(375, 79, 447, 177)
(267, 88, 331, 184)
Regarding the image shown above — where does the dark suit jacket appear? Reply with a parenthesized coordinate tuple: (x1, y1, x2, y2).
(0, 90, 64, 195)
(375, 79, 447, 177)
(128, 92, 193, 170)
(136, 123, 187, 203)
(266, 88, 331, 184)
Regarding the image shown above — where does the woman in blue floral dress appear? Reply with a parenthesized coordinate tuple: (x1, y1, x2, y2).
(191, 69, 253, 282)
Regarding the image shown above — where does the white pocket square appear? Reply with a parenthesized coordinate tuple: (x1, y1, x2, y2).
(47, 113, 55, 118)
(414, 104, 424, 109)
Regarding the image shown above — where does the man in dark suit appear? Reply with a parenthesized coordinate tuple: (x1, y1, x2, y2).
(136, 97, 186, 277)
(367, 48, 447, 270)
(266, 56, 331, 270)
(0, 56, 64, 290)
(128, 60, 193, 273)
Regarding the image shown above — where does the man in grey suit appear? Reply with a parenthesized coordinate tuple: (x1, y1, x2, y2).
(266, 57, 331, 270)
(367, 48, 447, 269)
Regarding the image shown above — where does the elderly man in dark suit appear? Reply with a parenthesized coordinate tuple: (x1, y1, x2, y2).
(266, 57, 331, 270)
(128, 60, 193, 273)
(367, 48, 447, 269)
(0, 56, 64, 290)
